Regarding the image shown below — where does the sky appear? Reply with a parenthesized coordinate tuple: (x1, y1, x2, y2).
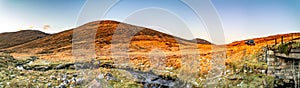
(0, 0, 299, 44)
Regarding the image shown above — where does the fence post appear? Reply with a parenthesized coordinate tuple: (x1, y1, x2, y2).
(281, 36, 284, 44)
(292, 33, 293, 42)
(275, 38, 277, 45)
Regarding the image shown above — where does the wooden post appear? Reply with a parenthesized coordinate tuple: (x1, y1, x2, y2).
(281, 36, 284, 44)
(292, 33, 294, 42)
(275, 38, 277, 45)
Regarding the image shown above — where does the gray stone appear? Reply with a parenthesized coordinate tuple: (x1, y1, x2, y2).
(267, 58, 275, 62)
(10, 75, 15, 78)
(58, 83, 66, 88)
(16, 66, 24, 70)
(76, 78, 84, 85)
(268, 50, 274, 55)
(33, 79, 37, 83)
(97, 74, 104, 79)
(50, 75, 56, 80)
(56, 64, 65, 69)
(64, 80, 70, 84)
(47, 83, 52, 87)
(261, 70, 266, 74)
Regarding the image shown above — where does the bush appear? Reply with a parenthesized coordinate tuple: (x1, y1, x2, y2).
(277, 43, 291, 55)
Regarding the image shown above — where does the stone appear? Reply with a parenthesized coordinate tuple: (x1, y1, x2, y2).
(30, 56, 38, 61)
(6, 82, 10, 85)
(62, 77, 66, 82)
(97, 74, 104, 79)
(50, 75, 56, 80)
(71, 77, 76, 83)
(10, 75, 15, 78)
(33, 79, 37, 83)
(72, 74, 77, 77)
(105, 73, 114, 81)
(261, 70, 266, 74)
(76, 78, 84, 85)
(16, 66, 24, 70)
(59, 83, 66, 88)
(34, 66, 50, 71)
(61, 74, 68, 81)
(47, 83, 52, 87)
(268, 50, 274, 55)
(267, 58, 275, 62)
(64, 80, 70, 84)
(56, 64, 65, 69)
(226, 70, 230, 73)
(286, 76, 293, 79)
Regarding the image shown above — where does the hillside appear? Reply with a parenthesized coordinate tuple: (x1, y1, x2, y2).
(192, 38, 212, 44)
(225, 32, 300, 64)
(1, 21, 300, 87)
(0, 30, 49, 49)
(5, 20, 210, 61)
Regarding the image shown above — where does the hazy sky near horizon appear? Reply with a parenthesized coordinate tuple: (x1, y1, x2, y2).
(0, 0, 299, 44)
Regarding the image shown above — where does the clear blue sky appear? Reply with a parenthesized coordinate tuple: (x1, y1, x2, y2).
(0, 0, 299, 44)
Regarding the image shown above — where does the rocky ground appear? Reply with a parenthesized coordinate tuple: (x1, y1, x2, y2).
(0, 47, 277, 88)
(0, 54, 192, 88)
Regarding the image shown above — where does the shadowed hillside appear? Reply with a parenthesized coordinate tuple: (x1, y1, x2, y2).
(0, 30, 49, 49)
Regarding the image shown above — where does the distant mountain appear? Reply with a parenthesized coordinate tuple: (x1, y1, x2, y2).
(0, 30, 49, 49)
(192, 38, 212, 44)
(5, 20, 210, 57)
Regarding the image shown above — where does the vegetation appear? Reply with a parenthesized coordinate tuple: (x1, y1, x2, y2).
(273, 40, 300, 55)
(277, 43, 291, 55)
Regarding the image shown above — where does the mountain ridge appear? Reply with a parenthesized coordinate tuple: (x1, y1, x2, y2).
(0, 30, 49, 49)
(4, 20, 210, 57)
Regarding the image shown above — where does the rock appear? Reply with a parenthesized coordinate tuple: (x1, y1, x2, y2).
(70, 77, 76, 86)
(59, 83, 66, 88)
(105, 73, 114, 81)
(268, 50, 274, 55)
(10, 75, 15, 78)
(97, 74, 104, 79)
(34, 66, 50, 71)
(56, 64, 65, 69)
(33, 79, 37, 83)
(62, 77, 67, 82)
(16, 65, 24, 70)
(72, 74, 77, 77)
(50, 75, 56, 80)
(71, 77, 76, 82)
(226, 70, 230, 73)
(76, 78, 84, 85)
(69, 65, 76, 69)
(64, 80, 70, 84)
(30, 56, 38, 61)
(261, 70, 266, 74)
(28, 61, 33, 65)
(47, 83, 52, 87)
(0, 82, 3, 87)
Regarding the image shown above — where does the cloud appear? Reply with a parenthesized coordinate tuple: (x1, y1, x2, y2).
(43, 24, 50, 30)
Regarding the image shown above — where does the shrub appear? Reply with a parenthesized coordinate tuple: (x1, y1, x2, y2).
(277, 43, 291, 55)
